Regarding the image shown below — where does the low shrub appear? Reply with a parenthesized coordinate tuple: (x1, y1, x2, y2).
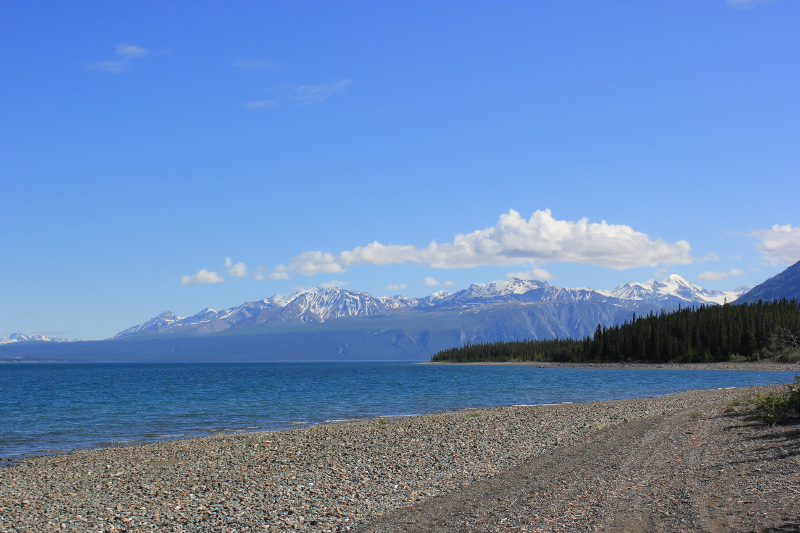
(755, 376, 800, 425)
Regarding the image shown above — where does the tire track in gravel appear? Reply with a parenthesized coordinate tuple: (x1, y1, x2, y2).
(356, 399, 800, 533)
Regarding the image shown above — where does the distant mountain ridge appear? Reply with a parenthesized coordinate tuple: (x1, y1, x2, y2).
(735, 260, 800, 304)
(0, 333, 77, 345)
(114, 275, 750, 339)
(1, 275, 755, 362)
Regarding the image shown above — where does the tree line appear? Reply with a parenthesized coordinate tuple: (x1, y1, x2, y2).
(430, 299, 800, 363)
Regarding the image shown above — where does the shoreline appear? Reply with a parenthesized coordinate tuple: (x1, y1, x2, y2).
(2, 384, 795, 532)
(422, 360, 800, 371)
(4, 362, 797, 462)
(3, 362, 797, 464)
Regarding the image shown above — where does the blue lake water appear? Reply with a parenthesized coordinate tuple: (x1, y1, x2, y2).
(1, 362, 797, 459)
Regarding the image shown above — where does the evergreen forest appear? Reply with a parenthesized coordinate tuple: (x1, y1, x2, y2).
(430, 299, 800, 363)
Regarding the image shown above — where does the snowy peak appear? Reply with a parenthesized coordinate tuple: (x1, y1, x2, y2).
(191, 307, 217, 319)
(444, 278, 607, 306)
(113, 311, 186, 338)
(600, 275, 750, 306)
(659, 274, 708, 300)
(217, 299, 278, 322)
(0, 333, 77, 344)
(474, 278, 550, 296)
(268, 292, 306, 308)
(281, 288, 394, 323)
(424, 290, 450, 304)
(445, 278, 549, 303)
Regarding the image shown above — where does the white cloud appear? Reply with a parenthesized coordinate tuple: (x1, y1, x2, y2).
(269, 271, 290, 280)
(247, 79, 354, 109)
(181, 269, 224, 286)
(443, 280, 455, 286)
(320, 280, 349, 288)
(233, 58, 276, 71)
(386, 283, 407, 291)
(696, 269, 747, 282)
(274, 251, 346, 276)
(424, 277, 440, 286)
(116, 44, 148, 58)
(224, 257, 248, 278)
(87, 44, 149, 74)
(750, 224, 800, 265)
(272, 209, 693, 277)
(506, 267, 554, 281)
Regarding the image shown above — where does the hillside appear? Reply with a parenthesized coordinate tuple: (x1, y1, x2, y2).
(735, 260, 800, 304)
(431, 299, 800, 363)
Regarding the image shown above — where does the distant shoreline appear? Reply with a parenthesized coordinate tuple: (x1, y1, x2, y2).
(421, 360, 800, 371)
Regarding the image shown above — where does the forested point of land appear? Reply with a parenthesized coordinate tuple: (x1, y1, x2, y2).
(431, 299, 800, 364)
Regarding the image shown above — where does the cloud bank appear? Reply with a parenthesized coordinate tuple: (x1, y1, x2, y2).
(272, 209, 693, 278)
(751, 224, 800, 265)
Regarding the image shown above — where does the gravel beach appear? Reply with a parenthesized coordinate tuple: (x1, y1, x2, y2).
(1, 384, 798, 533)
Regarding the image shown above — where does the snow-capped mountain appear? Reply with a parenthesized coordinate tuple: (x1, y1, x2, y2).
(275, 288, 415, 324)
(0, 333, 77, 344)
(113, 311, 186, 337)
(447, 278, 549, 300)
(599, 274, 751, 307)
(113, 288, 419, 338)
(441, 278, 613, 306)
(114, 275, 750, 339)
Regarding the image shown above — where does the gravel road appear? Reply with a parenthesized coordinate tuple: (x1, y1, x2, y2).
(357, 388, 800, 533)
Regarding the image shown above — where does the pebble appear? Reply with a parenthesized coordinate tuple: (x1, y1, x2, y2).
(0, 386, 782, 533)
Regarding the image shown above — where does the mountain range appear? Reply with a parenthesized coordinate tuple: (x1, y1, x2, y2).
(0, 333, 76, 345)
(112, 274, 746, 340)
(0, 275, 753, 362)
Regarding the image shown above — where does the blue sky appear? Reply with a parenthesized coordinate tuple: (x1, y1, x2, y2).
(1, 0, 798, 340)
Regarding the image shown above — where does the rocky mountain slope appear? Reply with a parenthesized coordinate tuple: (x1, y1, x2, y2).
(735, 259, 800, 304)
